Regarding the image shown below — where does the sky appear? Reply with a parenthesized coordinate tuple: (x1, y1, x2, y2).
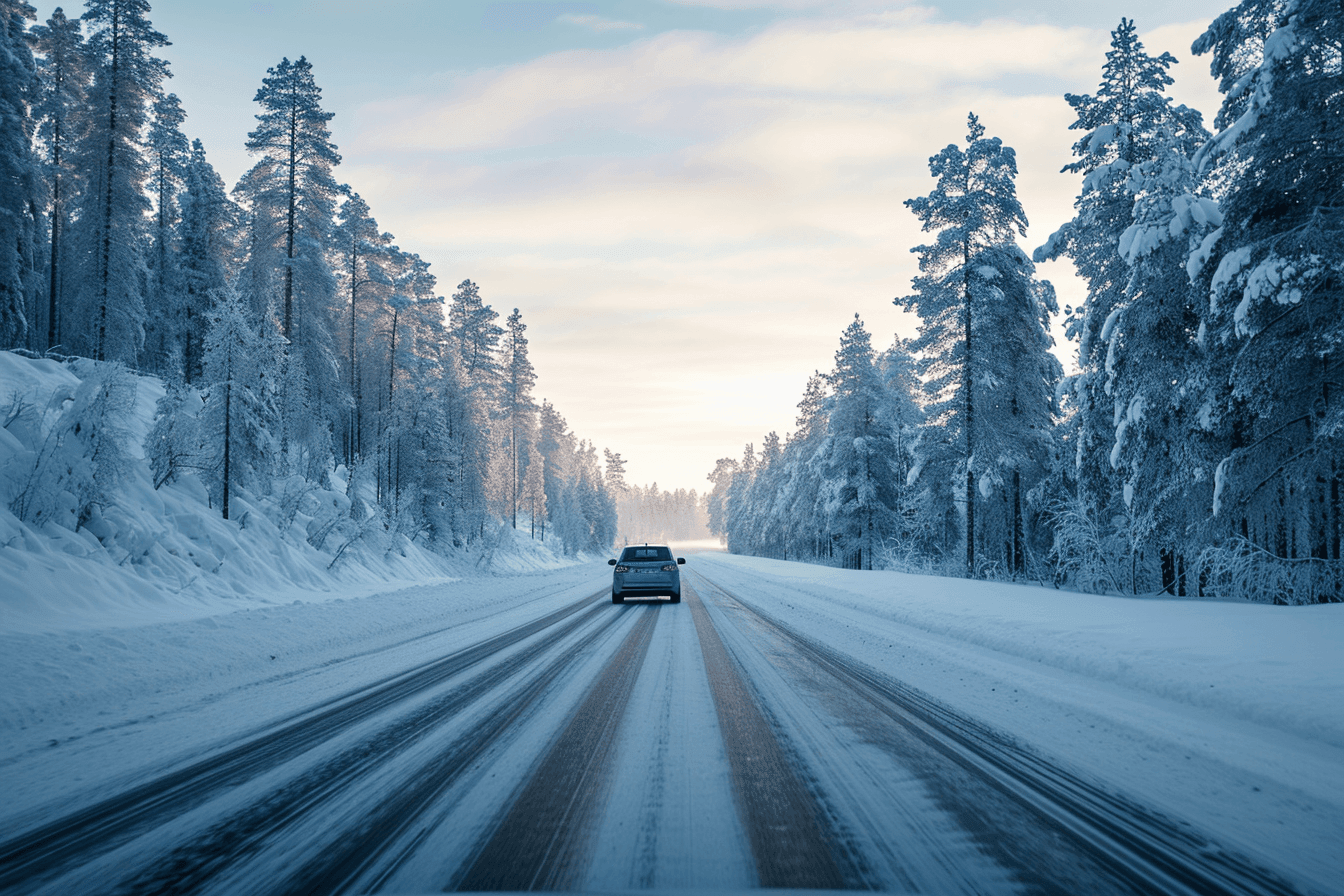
(127, 0, 1232, 492)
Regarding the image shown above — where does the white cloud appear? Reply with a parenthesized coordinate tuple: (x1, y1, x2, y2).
(557, 13, 645, 33)
(341, 9, 1223, 489)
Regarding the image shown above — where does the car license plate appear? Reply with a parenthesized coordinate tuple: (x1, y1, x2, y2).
(637, 569, 660, 575)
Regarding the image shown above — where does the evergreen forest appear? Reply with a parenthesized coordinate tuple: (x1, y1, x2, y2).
(706, 6, 1343, 603)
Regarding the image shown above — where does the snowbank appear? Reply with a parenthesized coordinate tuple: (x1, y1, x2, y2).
(697, 553, 1344, 751)
(0, 351, 577, 633)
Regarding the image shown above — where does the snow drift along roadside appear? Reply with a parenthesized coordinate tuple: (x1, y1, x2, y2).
(0, 351, 574, 633)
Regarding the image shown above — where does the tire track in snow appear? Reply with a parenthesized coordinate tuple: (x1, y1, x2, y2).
(685, 582, 861, 889)
(265, 597, 648, 896)
(694, 568, 1305, 896)
(0, 588, 608, 893)
(451, 603, 662, 891)
(99, 593, 620, 896)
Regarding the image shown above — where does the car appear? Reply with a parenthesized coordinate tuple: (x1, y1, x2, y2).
(608, 544, 686, 604)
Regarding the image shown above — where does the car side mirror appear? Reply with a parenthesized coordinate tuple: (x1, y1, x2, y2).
(677, 557, 686, 565)
(608, 559, 617, 566)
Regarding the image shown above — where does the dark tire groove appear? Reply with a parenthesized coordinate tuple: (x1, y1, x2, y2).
(685, 583, 859, 889)
(451, 604, 663, 891)
(0, 589, 607, 892)
(693, 569, 1305, 896)
(266, 600, 644, 896)
(104, 597, 617, 896)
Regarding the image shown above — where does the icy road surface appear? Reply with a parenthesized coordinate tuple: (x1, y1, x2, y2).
(1, 553, 1340, 894)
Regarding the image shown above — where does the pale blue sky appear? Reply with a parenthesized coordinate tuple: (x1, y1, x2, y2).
(86, 0, 1233, 490)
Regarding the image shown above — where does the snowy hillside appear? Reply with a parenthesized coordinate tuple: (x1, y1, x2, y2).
(0, 351, 577, 633)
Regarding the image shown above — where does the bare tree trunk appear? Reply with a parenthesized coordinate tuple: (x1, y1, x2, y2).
(96, 3, 121, 362)
(222, 356, 232, 520)
(283, 102, 297, 342)
(963, 243, 975, 578)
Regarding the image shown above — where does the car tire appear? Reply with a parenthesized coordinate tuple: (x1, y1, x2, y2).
(612, 592, 624, 604)
(669, 591, 681, 604)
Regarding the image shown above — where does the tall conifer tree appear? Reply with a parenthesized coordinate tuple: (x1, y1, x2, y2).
(1035, 19, 1205, 520)
(72, 0, 169, 362)
(0, 0, 40, 349)
(1192, 0, 1343, 590)
(30, 6, 91, 351)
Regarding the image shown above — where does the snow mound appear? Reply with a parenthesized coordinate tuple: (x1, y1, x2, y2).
(0, 352, 576, 633)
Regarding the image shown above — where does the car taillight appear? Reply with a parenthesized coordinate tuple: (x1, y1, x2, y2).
(614, 565, 630, 573)
(662, 564, 677, 572)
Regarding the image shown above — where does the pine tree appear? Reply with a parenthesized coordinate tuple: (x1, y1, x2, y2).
(330, 191, 387, 466)
(235, 56, 342, 472)
(177, 138, 236, 384)
(237, 56, 339, 343)
(0, 0, 40, 349)
(1106, 125, 1219, 592)
(903, 113, 1038, 576)
(142, 91, 188, 372)
(445, 279, 502, 536)
(1191, 0, 1343, 596)
(814, 315, 907, 570)
(30, 5, 92, 351)
(501, 308, 537, 528)
(1034, 19, 1206, 521)
(201, 284, 279, 520)
(71, 0, 170, 363)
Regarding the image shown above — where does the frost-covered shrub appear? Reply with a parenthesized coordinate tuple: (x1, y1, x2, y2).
(1192, 539, 1343, 605)
(6, 361, 137, 531)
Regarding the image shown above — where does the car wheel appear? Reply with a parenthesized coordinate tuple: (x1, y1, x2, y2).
(612, 592, 624, 604)
(669, 591, 681, 604)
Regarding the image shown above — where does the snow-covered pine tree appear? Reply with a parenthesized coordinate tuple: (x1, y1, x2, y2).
(1106, 123, 1218, 593)
(68, 0, 170, 363)
(704, 455, 738, 543)
(536, 399, 573, 541)
(142, 91, 189, 373)
(177, 139, 236, 385)
(877, 336, 923, 539)
(449, 279, 502, 390)
(501, 308, 537, 528)
(236, 56, 339, 344)
(330, 192, 388, 466)
(522, 442, 546, 538)
(0, 0, 40, 349)
(30, 6, 93, 351)
(775, 372, 830, 560)
(201, 284, 279, 520)
(235, 56, 342, 473)
(902, 113, 1047, 576)
(723, 443, 755, 555)
(740, 431, 783, 557)
(1034, 19, 1206, 523)
(813, 315, 907, 570)
(972, 244, 1062, 577)
(1190, 0, 1343, 599)
(144, 376, 202, 489)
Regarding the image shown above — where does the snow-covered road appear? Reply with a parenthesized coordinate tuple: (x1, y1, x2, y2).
(1, 553, 1340, 894)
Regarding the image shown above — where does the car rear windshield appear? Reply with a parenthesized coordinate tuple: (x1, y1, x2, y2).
(620, 546, 672, 562)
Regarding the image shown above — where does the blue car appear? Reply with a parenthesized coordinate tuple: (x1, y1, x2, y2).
(608, 544, 685, 604)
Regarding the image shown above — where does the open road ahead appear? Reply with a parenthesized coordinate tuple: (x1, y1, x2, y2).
(0, 557, 1327, 895)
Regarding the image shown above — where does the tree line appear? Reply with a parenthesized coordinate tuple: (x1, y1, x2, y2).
(0, 0, 618, 556)
(707, 4, 1342, 603)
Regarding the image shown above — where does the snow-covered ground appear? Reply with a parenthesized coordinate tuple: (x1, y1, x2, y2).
(0, 350, 582, 636)
(3, 530, 1340, 890)
(691, 552, 1344, 892)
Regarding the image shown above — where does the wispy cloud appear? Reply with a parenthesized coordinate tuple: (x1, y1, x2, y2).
(343, 11, 1221, 488)
(557, 13, 645, 33)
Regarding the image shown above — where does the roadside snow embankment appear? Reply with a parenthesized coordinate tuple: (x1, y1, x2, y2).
(693, 553, 1344, 894)
(0, 351, 575, 634)
(696, 553, 1343, 750)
